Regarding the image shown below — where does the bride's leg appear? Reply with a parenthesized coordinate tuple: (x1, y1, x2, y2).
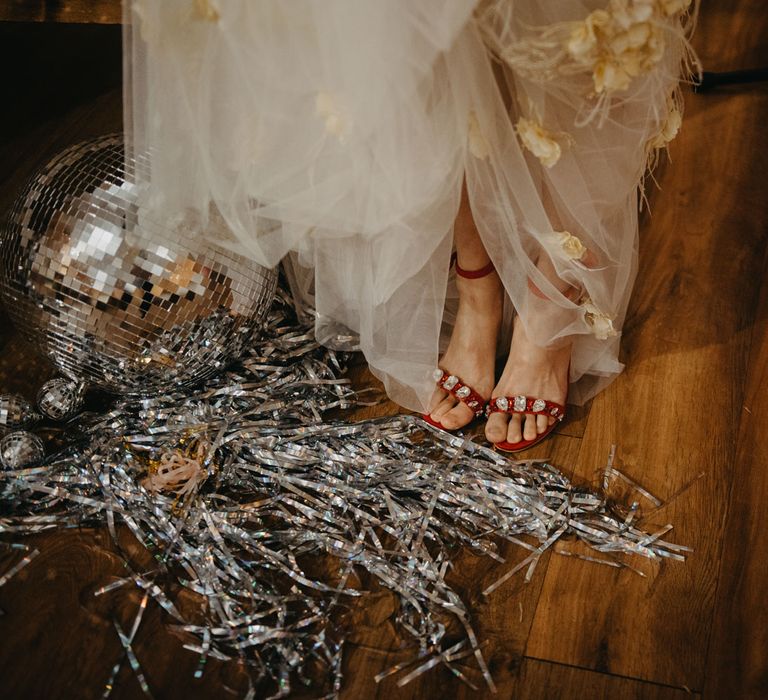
(485, 252, 573, 445)
(427, 181, 503, 429)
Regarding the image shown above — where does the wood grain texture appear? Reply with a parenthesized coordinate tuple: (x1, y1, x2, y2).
(512, 658, 699, 700)
(0, 528, 254, 700)
(702, 169, 768, 697)
(0, 1, 121, 24)
(525, 0, 768, 691)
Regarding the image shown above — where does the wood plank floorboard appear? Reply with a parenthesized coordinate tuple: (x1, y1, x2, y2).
(511, 658, 699, 700)
(1, 3, 767, 698)
(702, 164, 768, 698)
(525, 0, 768, 691)
(0, 1, 121, 24)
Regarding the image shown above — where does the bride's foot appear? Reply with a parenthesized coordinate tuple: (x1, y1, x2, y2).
(485, 315, 571, 446)
(427, 267, 502, 430)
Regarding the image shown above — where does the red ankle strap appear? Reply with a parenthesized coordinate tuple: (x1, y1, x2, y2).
(450, 252, 495, 279)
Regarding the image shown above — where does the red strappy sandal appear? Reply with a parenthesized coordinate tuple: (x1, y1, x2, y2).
(486, 394, 566, 453)
(423, 368, 488, 430)
(487, 272, 575, 452)
(422, 253, 496, 432)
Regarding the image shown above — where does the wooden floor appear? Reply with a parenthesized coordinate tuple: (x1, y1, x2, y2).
(1, 3, 768, 698)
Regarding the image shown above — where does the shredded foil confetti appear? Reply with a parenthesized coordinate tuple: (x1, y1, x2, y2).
(0, 289, 689, 698)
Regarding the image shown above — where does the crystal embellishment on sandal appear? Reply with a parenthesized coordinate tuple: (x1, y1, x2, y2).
(513, 395, 527, 412)
(495, 397, 509, 412)
(532, 398, 546, 412)
(443, 375, 459, 390)
(426, 368, 488, 428)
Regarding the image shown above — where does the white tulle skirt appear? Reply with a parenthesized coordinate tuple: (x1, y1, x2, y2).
(123, 0, 697, 411)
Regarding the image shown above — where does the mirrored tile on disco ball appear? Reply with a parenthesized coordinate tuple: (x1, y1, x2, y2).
(0, 134, 278, 395)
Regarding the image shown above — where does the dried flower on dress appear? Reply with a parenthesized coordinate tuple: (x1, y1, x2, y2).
(659, 0, 692, 16)
(566, 10, 611, 65)
(648, 97, 683, 149)
(554, 231, 588, 261)
(477, 0, 696, 104)
(468, 110, 491, 159)
(516, 117, 563, 168)
(567, 3, 668, 94)
(316, 92, 349, 140)
(609, 0, 655, 30)
(191, 0, 220, 22)
(582, 298, 618, 340)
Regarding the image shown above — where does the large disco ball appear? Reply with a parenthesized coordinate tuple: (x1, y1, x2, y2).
(0, 134, 277, 395)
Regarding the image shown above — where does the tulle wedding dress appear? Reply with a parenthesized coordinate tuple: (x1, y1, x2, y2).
(123, 0, 697, 411)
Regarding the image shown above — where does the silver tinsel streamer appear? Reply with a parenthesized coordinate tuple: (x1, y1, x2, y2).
(0, 289, 689, 698)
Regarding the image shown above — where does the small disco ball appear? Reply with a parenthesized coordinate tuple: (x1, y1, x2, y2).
(0, 134, 277, 395)
(0, 394, 40, 430)
(36, 378, 86, 421)
(0, 430, 45, 469)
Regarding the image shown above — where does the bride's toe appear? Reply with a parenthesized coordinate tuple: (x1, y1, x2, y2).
(484, 412, 508, 442)
(439, 403, 474, 430)
(536, 414, 551, 435)
(506, 414, 523, 443)
(430, 395, 456, 421)
(522, 414, 538, 441)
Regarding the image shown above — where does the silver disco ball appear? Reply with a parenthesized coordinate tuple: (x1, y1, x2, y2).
(0, 134, 277, 395)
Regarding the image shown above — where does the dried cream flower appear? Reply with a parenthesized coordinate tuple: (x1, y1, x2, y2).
(609, 0, 654, 30)
(315, 92, 348, 140)
(659, 0, 692, 15)
(516, 117, 562, 168)
(467, 110, 491, 159)
(649, 99, 682, 148)
(566, 10, 611, 64)
(660, 103, 683, 140)
(582, 299, 618, 340)
(611, 22, 665, 77)
(593, 58, 632, 92)
(642, 23, 667, 69)
(564, 1, 673, 94)
(555, 231, 588, 260)
(192, 0, 219, 22)
(609, 21, 652, 56)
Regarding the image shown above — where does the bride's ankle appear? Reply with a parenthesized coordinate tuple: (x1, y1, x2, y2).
(511, 315, 571, 354)
(457, 273, 503, 312)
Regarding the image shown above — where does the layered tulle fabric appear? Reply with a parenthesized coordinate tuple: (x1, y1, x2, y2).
(123, 0, 697, 411)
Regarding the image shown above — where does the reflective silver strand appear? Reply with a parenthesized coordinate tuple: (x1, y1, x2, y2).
(0, 292, 687, 697)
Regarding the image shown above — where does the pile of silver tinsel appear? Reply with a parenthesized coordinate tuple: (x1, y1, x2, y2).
(0, 290, 689, 698)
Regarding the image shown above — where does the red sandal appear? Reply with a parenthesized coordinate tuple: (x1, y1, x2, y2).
(486, 394, 566, 453)
(423, 368, 488, 430)
(488, 275, 574, 452)
(422, 252, 496, 431)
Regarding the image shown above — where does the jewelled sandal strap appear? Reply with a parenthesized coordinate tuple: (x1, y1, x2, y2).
(450, 252, 496, 279)
(432, 368, 486, 418)
(486, 395, 566, 421)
